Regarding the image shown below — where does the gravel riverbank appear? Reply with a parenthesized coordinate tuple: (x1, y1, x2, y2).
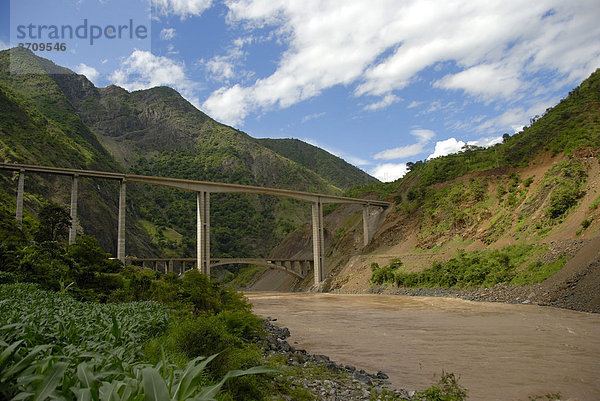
(362, 267, 599, 314)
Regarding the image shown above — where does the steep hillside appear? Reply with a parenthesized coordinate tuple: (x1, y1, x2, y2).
(0, 48, 376, 262)
(256, 69, 600, 312)
(0, 50, 154, 256)
(256, 138, 378, 189)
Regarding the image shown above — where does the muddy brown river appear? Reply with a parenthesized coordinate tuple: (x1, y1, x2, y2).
(246, 292, 600, 401)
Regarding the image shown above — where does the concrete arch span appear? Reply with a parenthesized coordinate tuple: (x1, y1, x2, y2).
(211, 258, 307, 280)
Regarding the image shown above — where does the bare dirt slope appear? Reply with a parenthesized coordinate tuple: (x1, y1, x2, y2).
(251, 153, 600, 312)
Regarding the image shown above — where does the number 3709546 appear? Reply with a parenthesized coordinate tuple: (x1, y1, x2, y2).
(18, 42, 67, 51)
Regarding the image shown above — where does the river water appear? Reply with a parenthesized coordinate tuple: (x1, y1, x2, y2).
(246, 292, 600, 401)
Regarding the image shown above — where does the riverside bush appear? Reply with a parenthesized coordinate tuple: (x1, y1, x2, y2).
(415, 372, 468, 401)
(373, 245, 562, 289)
(371, 259, 402, 285)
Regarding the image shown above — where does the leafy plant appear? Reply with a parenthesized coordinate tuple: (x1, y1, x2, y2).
(33, 202, 72, 243)
(0, 283, 276, 401)
(415, 372, 468, 401)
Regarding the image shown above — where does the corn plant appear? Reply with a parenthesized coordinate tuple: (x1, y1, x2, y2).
(0, 283, 276, 400)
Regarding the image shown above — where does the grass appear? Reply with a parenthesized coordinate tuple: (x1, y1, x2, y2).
(412, 238, 475, 254)
(511, 258, 567, 285)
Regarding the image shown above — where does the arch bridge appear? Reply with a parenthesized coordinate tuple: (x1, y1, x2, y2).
(126, 257, 312, 280)
(0, 163, 391, 286)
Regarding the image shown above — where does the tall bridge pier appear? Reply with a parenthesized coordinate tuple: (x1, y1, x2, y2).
(1, 163, 390, 286)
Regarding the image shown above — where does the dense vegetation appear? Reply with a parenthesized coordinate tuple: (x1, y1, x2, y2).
(130, 152, 284, 259)
(371, 245, 566, 288)
(0, 202, 279, 400)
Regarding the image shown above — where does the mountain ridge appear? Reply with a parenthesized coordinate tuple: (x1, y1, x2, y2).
(0, 47, 377, 261)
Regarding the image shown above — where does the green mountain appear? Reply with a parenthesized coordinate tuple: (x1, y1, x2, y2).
(256, 138, 378, 189)
(297, 67, 600, 301)
(0, 49, 156, 256)
(0, 47, 376, 260)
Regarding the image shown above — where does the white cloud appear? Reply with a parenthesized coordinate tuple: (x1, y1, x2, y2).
(301, 112, 326, 123)
(370, 163, 409, 182)
(152, 0, 213, 19)
(407, 100, 423, 109)
(109, 50, 200, 108)
(202, 39, 251, 83)
(475, 99, 557, 134)
(374, 143, 425, 160)
(467, 136, 503, 148)
(160, 28, 176, 40)
(203, 0, 600, 127)
(74, 63, 100, 83)
(0, 40, 9, 50)
(434, 63, 523, 101)
(411, 128, 435, 142)
(426, 135, 504, 160)
(374, 128, 435, 160)
(205, 57, 237, 81)
(363, 94, 401, 111)
(202, 84, 247, 126)
(427, 138, 465, 160)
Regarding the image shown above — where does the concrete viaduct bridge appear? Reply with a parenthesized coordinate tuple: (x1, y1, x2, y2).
(0, 162, 391, 285)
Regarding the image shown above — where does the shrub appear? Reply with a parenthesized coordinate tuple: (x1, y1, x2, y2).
(415, 372, 468, 401)
(581, 218, 592, 229)
(523, 176, 534, 187)
(496, 184, 507, 200)
(33, 202, 71, 243)
(15, 242, 76, 290)
(0, 271, 16, 284)
(371, 259, 403, 285)
(547, 182, 584, 218)
(385, 245, 558, 289)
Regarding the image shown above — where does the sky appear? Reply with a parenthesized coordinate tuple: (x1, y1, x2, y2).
(1, 0, 600, 182)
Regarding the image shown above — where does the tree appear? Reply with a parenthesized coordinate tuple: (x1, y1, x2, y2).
(34, 203, 71, 243)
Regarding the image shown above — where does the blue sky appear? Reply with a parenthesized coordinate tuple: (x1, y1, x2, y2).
(2, 0, 600, 181)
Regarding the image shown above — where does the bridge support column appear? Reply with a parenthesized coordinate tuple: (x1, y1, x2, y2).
(69, 174, 79, 245)
(197, 191, 211, 278)
(312, 200, 325, 286)
(16, 169, 25, 225)
(362, 204, 371, 246)
(117, 179, 126, 263)
(292, 261, 301, 276)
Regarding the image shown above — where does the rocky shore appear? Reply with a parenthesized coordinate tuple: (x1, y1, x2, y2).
(363, 260, 599, 314)
(260, 318, 414, 401)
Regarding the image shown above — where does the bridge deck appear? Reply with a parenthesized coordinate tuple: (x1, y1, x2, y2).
(0, 162, 391, 206)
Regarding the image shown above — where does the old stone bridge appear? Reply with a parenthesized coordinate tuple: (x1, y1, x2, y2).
(0, 162, 391, 285)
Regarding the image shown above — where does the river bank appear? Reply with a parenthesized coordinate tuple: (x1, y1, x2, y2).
(262, 318, 415, 400)
(352, 260, 600, 313)
(324, 237, 600, 314)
